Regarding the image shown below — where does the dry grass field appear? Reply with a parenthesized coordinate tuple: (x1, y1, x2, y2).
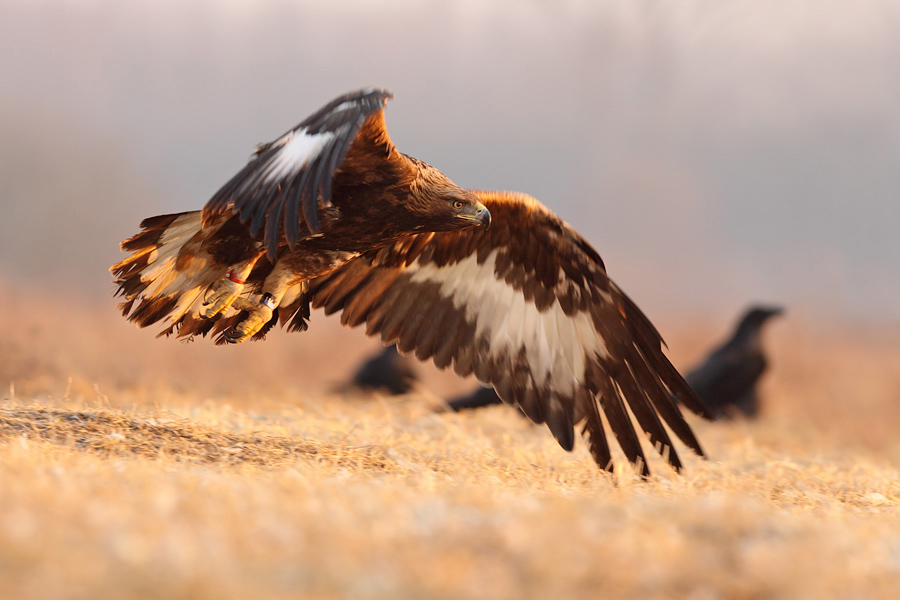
(3, 284, 900, 599)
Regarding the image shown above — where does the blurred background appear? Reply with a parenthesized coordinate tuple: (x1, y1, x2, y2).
(3, 9, 900, 597)
(2, 0, 898, 323)
(2, 0, 900, 422)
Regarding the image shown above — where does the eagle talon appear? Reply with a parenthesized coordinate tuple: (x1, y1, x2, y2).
(202, 278, 244, 319)
(222, 300, 275, 344)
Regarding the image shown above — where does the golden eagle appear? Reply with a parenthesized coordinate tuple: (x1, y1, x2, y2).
(111, 87, 709, 476)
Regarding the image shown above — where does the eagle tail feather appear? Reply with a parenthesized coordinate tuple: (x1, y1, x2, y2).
(111, 211, 234, 337)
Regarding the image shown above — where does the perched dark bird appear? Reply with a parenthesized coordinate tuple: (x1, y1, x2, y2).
(347, 346, 417, 395)
(683, 306, 783, 419)
(111, 87, 709, 476)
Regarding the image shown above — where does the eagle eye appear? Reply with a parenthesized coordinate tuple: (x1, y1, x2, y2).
(452, 200, 464, 209)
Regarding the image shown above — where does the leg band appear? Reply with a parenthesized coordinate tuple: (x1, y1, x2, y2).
(225, 269, 246, 285)
(259, 293, 277, 310)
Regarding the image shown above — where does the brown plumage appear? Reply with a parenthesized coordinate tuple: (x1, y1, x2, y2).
(111, 88, 708, 477)
(301, 192, 709, 475)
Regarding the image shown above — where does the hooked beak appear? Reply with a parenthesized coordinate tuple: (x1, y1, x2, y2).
(458, 201, 491, 228)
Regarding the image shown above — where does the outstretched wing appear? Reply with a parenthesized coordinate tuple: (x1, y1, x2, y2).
(302, 191, 710, 476)
(202, 87, 396, 258)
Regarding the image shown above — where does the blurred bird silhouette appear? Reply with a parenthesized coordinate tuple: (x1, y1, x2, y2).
(446, 385, 507, 413)
(345, 345, 418, 395)
(682, 305, 783, 419)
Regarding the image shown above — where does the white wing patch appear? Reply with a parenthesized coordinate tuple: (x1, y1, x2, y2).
(408, 250, 610, 395)
(262, 129, 336, 184)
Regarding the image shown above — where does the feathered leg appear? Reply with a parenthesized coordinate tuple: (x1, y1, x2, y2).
(201, 253, 265, 318)
(222, 257, 299, 344)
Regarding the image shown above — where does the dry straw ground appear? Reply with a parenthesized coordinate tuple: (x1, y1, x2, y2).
(2, 285, 900, 599)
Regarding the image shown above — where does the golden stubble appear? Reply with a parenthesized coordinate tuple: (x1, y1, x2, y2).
(2, 285, 900, 599)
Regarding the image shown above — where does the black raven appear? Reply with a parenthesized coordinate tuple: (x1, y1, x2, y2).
(683, 306, 783, 419)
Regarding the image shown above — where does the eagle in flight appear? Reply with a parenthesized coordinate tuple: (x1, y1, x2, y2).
(111, 87, 709, 476)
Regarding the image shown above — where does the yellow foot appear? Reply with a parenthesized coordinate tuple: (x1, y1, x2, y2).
(222, 294, 276, 344)
(202, 278, 252, 319)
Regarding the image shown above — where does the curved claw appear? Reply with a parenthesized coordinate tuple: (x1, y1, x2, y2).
(202, 278, 245, 319)
(222, 304, 274, 344)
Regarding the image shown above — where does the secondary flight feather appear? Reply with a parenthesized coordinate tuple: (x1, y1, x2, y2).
(111, 87, 709, 476)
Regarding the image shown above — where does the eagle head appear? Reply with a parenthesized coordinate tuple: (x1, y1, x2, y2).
(406, 164, 491, 232)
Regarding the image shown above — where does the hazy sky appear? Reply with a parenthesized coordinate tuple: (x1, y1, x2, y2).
(1, 0, 898, 323)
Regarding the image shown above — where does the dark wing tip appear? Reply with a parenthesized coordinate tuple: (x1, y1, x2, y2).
(680, 386, 714, 421)
(300, 86, 393, 133)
